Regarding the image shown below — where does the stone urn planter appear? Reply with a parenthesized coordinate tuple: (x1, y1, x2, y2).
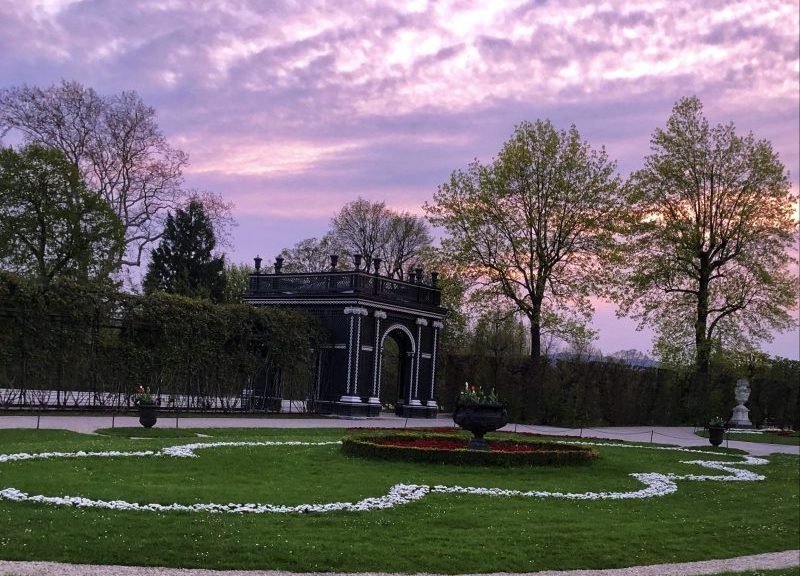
(708, 425, 725, 447)
(453, 403, 509, 450)
(138, 404, 158, 428)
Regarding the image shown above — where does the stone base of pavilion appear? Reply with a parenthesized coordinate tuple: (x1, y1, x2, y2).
(315, 400, 438, 418)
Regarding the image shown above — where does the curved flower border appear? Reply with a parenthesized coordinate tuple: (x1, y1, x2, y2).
(0, 440, 768, 514)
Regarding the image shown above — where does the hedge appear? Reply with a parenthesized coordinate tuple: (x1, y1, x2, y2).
(0, 272, 322, 409)
(442, 354, 800, 429)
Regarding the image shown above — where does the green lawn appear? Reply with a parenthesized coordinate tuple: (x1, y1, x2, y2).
(695, 430, 800, 446)
(0, 427, 798, 573)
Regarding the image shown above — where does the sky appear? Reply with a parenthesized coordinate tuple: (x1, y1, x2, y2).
(1, 0, 798, 359)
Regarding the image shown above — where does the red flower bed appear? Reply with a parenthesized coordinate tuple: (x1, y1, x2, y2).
(346, 427, 461, 434)
(374, 438, 561, 453)
(342, 432, 598, 466)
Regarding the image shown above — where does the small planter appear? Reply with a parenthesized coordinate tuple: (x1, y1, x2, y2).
(453, 403, 509, 450)
(138, 404, 158, 428)
(708, 425, 725, 447)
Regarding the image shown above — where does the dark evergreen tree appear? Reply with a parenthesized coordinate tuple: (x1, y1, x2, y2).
(143, 200, 225, 302)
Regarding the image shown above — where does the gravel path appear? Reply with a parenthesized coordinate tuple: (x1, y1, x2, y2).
(0, 550, 798, 576)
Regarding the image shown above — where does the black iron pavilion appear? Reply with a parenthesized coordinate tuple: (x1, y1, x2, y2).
(243, 255, 447, 418)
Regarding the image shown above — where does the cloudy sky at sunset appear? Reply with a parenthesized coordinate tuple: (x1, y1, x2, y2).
(1, 0, 798, 358)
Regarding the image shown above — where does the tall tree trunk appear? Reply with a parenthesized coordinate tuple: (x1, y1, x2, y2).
(695, 255, 711, 377)
(525, 300, 543, 422)
(695, 254, 711, 421)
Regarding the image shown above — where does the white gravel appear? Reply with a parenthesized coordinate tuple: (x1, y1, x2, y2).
(0, 550, 798, 576)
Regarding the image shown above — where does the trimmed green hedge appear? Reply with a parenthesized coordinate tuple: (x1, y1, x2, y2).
(442, 353, 800, 428)
(341, 432, 598, 467)
(0, 272, 322, 407)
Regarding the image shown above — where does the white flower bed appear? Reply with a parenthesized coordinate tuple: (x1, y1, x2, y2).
(0, 440, 768, 514)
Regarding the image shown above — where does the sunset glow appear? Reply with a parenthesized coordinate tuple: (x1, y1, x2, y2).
(1, 0, 797, 357)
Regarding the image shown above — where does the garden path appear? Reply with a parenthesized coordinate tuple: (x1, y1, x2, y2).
(0, 415, 796, 456)
(0, 549, 798, 576)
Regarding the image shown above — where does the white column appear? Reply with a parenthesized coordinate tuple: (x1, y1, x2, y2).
(340, 307, 368, 403)
(410, 318, 427, 406)
(407, 353, 415, 405)
(428, 321, 443, 407)
(369, 311, 387, 405)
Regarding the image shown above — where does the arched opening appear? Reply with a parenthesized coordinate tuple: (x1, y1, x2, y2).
(378, 326, 415, 415)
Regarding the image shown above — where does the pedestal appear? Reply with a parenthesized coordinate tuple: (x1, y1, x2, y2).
(729, 404, 753, 428)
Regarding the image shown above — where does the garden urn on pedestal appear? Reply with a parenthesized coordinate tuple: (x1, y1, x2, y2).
(138, 404, 158, 428)
(707, 417, 726, 447)
(729, 378, 753, 429)
(453, 403, 509, 450)
(134, 386, 158, 428)
(452, 383, 509, 450)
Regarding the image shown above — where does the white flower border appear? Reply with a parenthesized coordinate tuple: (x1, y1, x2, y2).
(0, 439, 768, 514)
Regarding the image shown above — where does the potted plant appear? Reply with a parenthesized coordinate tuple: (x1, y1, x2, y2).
(134, 386, 158, 428)
(452, 382, 509, 450)
(707, 416, 726, 447)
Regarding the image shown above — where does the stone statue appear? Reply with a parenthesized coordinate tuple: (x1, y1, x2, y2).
(729, 378, 753, 429)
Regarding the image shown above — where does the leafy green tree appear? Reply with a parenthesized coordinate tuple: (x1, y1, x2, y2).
(143, 200, 225, 302)
(0, 80, 187, 270)
(616, 96, 798, 378)
(469, 305, 528, 359)
(221, 262, 253, 304)
(0, 145, 123, 288)
(425, 120, 624, 372)
(417, 247, 469, 354)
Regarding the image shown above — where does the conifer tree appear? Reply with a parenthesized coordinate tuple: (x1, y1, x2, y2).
(143, 200, 225, 302)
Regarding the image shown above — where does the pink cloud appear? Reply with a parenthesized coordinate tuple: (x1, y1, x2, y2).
(1, 0, 797, 358)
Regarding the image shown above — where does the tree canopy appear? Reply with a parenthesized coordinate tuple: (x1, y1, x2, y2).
(615, 96, 798, 374)
(425, 120, 624, 370)
(0, 80, 187, 271)
(0, 145, 123, 288)
(278, 236, 340, 273)
(277, 198, 432, 279)
(143, 200, 225, 302)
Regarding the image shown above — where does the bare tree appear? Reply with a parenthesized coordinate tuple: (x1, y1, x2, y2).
(278, 235, 343, 273)
(329, 198, 432, 278)
(274, 199, 432, 278)
(0, 80, 188, 271)
(329, 198, 391, 270)
(383, 212, 432, 280)
(184, 190, 236, 250)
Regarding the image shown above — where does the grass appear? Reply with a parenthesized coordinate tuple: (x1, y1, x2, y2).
(0, 427, 798, 573)
(695, 430, 800, 446)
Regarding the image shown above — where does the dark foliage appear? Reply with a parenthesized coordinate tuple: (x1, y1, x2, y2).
(143, 200, 225, 302)
(0, 272, 321, 410)
(442, 354, 799, 428)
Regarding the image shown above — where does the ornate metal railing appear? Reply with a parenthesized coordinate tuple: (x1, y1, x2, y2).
(246, 271, 442, 308)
